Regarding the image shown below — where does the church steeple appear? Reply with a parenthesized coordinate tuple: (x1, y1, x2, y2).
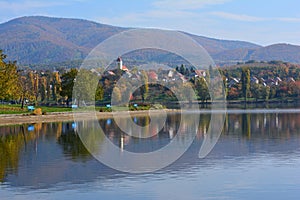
(117, 57, 123, 70)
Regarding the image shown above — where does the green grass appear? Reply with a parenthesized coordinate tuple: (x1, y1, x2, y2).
(38, 106, 72, 113)
(0, 104, 27, 114)
(0, 104, 72, 115)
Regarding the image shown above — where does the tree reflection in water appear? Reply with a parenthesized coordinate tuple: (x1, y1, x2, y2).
(0, 111, 299, 185)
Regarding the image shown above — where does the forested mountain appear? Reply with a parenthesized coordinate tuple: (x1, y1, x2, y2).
(0, 16, 125, 65)
(1, 16, 300, 66)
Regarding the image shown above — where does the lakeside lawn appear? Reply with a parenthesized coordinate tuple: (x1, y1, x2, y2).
(0, 104, 153, 115)
(1, 99, 299, 115)
(0, 104, 72, 114)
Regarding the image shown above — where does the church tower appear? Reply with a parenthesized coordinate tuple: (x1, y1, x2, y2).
(117, 57, 123, 70)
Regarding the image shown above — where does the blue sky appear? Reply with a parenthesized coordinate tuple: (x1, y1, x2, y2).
(1, 0, 300, 46)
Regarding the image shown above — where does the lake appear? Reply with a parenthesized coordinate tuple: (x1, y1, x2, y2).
(1, 109, 300, 200)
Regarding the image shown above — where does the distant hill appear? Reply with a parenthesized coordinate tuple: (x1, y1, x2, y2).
(213, 44, 300, 65)
(250, 44, 300, 63)
(1, 16, 300, 66)
(0, 16, 125, 65)
(184, 32, 261, 55)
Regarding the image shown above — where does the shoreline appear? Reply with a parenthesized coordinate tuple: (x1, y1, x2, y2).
(1, 107, 300, 126)
(0, 110, 180, 126)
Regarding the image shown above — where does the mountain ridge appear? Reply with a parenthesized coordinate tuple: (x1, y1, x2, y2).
(1, 16, 300, 66)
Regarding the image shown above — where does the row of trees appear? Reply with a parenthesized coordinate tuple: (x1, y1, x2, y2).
(226, 66, 300, 101)
(1, 49, 300, 107)
(0, 50, 79, 107)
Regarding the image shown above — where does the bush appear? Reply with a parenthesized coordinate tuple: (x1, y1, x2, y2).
(99, 107, 112, 112)
(33, 108, 42, 115)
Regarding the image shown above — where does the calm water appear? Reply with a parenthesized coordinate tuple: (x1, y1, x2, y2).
(1, 110, 300, 200)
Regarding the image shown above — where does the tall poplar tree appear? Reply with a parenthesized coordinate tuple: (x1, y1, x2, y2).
(241, 67, 251, 102)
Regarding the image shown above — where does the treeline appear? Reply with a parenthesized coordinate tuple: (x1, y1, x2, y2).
(222, 61, 300, 101)
(1, 50, 300, 107)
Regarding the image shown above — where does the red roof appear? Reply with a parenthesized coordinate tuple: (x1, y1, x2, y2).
(121, 65, 128, 71)
(148, 71, 158, 80)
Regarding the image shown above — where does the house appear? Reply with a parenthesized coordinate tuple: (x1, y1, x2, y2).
(168, 70, 175, 78)
(275, 77, 282, 85)
(148, 71, 158, 81)
(265, 78, 276, 86)
(251, 76, 259, 84)
(228, 77, 240, 88)
(195, 70, 206, 77)
(287, 77, 296, 83)
(131, 73, 140, 80)
(106, 71, 116, 76)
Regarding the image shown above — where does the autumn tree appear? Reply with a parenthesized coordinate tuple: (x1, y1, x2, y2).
(0, 51, 19, 101)
(51, 71, 61, 103)
(39, 76, 47, 102)
(18, 74, 33, 108)
(241, 67, 251, 102)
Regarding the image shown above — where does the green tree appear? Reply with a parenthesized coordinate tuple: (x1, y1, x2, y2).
(73, 69, 99, 107)
(195, 77, 210, 103)
(261, 86, 270, 101)
(140, 71, 149, 102)
(251, 83, 261, 101)
(182, 82, 196, 104)
(95, 83, 104, 102)
(61, 68, 78, 106)
(112, 86, 122, 105)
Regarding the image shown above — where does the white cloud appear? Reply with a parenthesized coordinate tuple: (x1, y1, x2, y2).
(99, 9, 199, 26)
(98, 0, 230, 28)
(211, 11, 300, 23)
(0, 0, 66, 13)
(153, 0, 231, 10)
(277, 17, 300, 22)
(210, 11, 265, 22)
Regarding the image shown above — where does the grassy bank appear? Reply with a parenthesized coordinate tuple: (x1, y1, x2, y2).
(0, 104, 72, 115)
(1, 100, 299, 115)
(0, 104, 159, 115)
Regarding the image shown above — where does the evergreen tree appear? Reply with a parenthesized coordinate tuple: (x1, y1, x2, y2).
(61, 69, 78, 105)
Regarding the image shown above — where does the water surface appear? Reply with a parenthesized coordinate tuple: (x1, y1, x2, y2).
(1, 110, 300, 199)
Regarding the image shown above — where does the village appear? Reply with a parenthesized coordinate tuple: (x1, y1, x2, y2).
(1, 52, 300, 111)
